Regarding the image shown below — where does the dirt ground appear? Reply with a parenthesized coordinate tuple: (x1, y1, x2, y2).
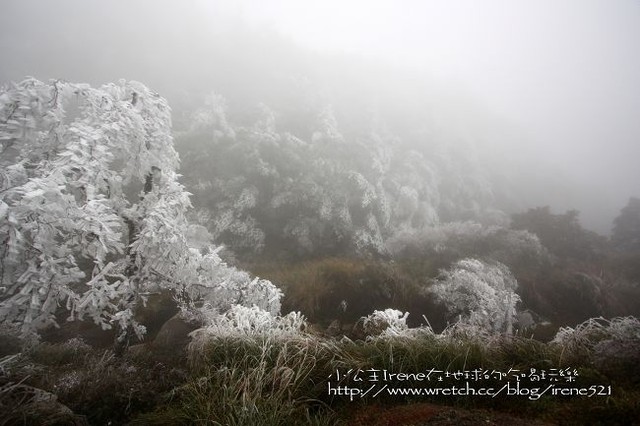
(344, 402, 555, 426)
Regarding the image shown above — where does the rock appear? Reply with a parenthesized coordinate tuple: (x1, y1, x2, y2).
(531, 322, 559, 342)
(515, 311, 535, 334)
(135, 290, 180, 341)
(326, 319, 342, 336)
(0, 333, 22, 357)
(341, 322, 355, 335)
(126, 343, 149, 358)
(151, 313, 200, 357)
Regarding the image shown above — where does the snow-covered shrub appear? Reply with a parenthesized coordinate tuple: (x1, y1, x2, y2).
(488, 227, 549, 265)
(552, 316, 640, 365)
(428, 258, 520, 334)
(386, 221, 548, 267)
(361, 309, 410, 337)
(552, 316, 640, 382)
(189, 305, 306, 343)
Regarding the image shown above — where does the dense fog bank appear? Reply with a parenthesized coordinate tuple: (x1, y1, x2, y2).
(2, 0, 640, 234)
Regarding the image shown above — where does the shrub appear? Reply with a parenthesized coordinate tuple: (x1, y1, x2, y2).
(612, 197, 640, 252)
(189, 305, 307, 342)
(511, 207, 605, 261)
(360, 309, 413, 338)
(552, 316, 640, 383)
(251, 258, 428, 326)
(428, 258, 521, 334)
(387, 221, 548, 269)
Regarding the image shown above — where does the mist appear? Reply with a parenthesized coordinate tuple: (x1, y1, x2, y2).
(2, 0, 639, 233)
(4, 2, 640, 423)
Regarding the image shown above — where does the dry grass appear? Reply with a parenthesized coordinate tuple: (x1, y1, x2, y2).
(1, 313, 638, 425)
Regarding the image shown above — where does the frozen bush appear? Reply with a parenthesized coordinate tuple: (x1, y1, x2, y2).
(386, 221, 548, 267)
(552, 316, 640, 382)
(428, 258, 520, 335)
(189, 305, 307, 345)
(552, 316, 639, 348)
(361, 309, 409, 337)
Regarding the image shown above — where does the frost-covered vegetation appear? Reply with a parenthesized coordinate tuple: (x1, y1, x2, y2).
(428, 258, 520, 334)
(177, 94, 497, 258)
(2, 76, 640, 425)
(191, 304, 306, 340)
(2, 315, 639, 424)
(0, 79, 281, 342)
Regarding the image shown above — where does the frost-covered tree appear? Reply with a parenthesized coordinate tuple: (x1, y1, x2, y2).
(179, 100, 391, 256)
(176, 91, 508, 259)
(428, 258, 520, 334)
(0, 78, 281, 340)
(178, 99, 432, 257)
(612, 197, 640, 252)
(511, 206, 604, 260)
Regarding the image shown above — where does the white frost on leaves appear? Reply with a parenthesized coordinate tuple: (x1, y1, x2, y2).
(361, 309, 409, 337)
(551, 316, 640, 370)
(552, 316, 640, 349)
(189, 305, 306, 344)
(0, 78, 282, 338)
(386, 221, 548, 265)
(428, 258, 520, 335)
(177, 95, 500, 257)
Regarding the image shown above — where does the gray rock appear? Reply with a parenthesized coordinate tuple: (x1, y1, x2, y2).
(152, 313, 200, 355)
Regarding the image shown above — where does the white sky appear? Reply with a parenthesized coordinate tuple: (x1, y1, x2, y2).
(223, 0, 640, 134)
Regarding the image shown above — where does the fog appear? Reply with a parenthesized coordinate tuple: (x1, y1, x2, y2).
(2, 0, 639, 233)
